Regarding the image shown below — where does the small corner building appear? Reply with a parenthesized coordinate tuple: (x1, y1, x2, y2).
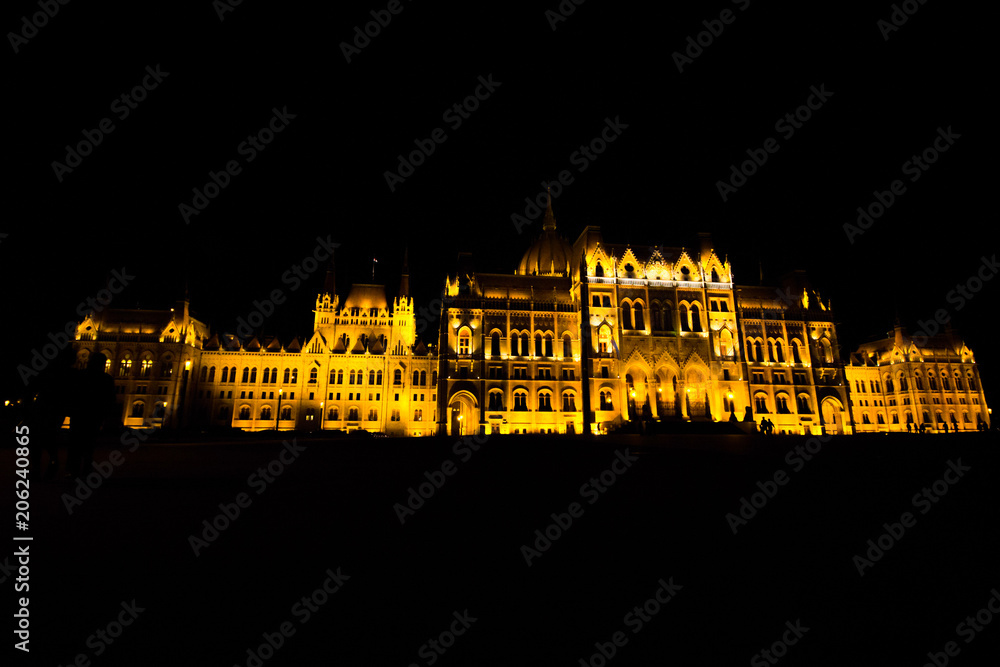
(71, 200, 991, 436)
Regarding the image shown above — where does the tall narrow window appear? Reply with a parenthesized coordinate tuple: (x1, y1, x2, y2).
(621, 302, 633, 330)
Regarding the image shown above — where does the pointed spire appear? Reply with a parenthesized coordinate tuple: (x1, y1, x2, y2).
(542, 186, 556, 231)
(399, 247, 410, 299)
(323, 245, 336, 296)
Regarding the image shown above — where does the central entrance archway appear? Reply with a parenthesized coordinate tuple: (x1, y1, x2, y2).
(448, 391, 478, 437)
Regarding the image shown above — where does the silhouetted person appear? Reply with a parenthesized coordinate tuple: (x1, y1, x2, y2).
(760, 417, 768, 436)
(66, 352, 117, 476)
(906, 422, 912, 433)
(942, 422, 949, 434)
(729, 411, 738, 424)
(765, 418, 774, 435)
(30, 346, 77, 479)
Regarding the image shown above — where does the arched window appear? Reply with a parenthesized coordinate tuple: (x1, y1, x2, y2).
(513, 390, 528, 411)
(562, 391, 576, 412)
(420, 371, 427, 386)
(200, 365, 208, 382)
(432, 371, 437, 385)
(394, 370, 402, 385)
(563, 334, 572, 358)
(941, 375, 950, 390)
(369, 370, 376, 385)
(711, 268, 720, 282)
(862, 413, 871, 424)
(221, 367, 230, 383)
(538, 391, 552, 411)
(598, 327, 611, 354)
(208, 366, 216, 382)
(520, 332, 529, 356)
(595, 262, 604, 277)
(651, 303, 661, 331)
(488, 390, 504, 411)
(140, 356, 153, 377)
(663, 303, 672, 330)
(792, 340, 802, 364)
(261, 406, 272, 420)
(543, 333, 552, 357)
(271, 368, 278, 383)
(772, 340, 784, 363)
(754, 393, 769, 413)
(282, 368, 289, 384)
(242, 367, 250, 383)
(337, 370, 343, 384)
(720, 329, 733, 358)
(754, 340, 764, 363)
(592, 295, 601, 307)
(239, 406, 251, 420)
(309, 368, 317, 384)
(377, 371, 383, 385)
(633, 303, 645, 330)
(458, 329, 471, 355)
(820, 338, 834, 364)
(290, 368, 298, 383)
(776, 394, 790, 414)
(690, 303, 702, 332)
(120, 355, 133, 377)
(510, 332, 519, 356)
(599, 390, 613, 410)
(280, 406, 292, 421)
(131, 401, 145, 418)
(491, 332, 500, 356)
(413, 370, 420, 386)
(915, 374, 924, 390)
(679, 304, 689, 332)
(250, 368, 257, 383)
(328, 407, 339, 420)
(262, 368, 270, 384)
(877, 413, 885, 424)
(929, 374, 938, 390)
(796, 394, 811, 413)
(968, 373, 977, 390)
(621, 302, 633, 330)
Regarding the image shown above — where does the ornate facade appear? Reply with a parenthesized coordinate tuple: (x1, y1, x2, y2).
(69, 201, 990, 436)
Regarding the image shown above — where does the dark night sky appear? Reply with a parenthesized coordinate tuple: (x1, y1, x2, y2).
(4, 1, 996, 401)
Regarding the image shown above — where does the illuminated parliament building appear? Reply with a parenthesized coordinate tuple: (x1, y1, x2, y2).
(70, 201, 991, 436)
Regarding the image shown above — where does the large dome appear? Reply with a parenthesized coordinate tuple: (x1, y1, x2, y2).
(516, 198, 572, 276)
